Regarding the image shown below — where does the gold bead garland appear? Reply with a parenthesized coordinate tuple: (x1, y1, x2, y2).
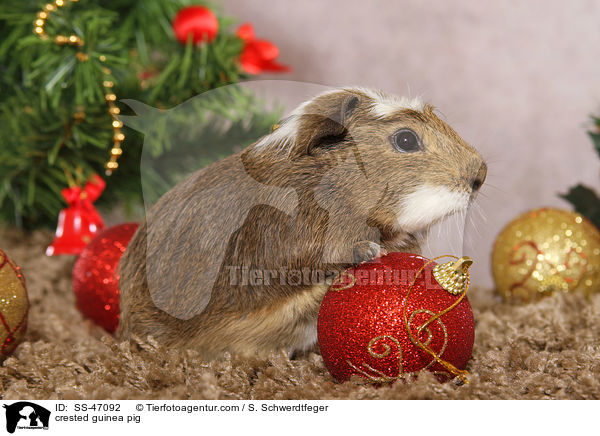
(101, 68, 124, 173)
(34, 0, 82, 45)
(34, 0, 124, 176)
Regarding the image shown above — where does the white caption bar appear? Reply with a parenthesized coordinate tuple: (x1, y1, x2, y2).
(0, 399, 594, 435)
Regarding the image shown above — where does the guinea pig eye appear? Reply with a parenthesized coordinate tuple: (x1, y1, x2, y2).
(391, 129, 421, 153)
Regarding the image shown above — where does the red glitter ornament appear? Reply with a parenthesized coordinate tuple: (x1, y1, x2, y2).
(172, 6, 218, 45)
(72, 223, 138, 333)
(317, 252, 475, 384)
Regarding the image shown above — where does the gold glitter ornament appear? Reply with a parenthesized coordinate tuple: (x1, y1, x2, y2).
(0, 249, 29, 358)
(492, 208, 600, 302)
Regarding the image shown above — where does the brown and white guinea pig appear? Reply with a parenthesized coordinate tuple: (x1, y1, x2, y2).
(117, 87, 486, 359)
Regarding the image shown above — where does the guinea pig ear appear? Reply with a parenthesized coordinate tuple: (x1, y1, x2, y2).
(295, 94, 360, 157)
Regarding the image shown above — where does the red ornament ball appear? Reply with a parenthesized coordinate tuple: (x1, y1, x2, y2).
(172, 6, 218, 45)
(317, 252, 475, 383)
(72, 223, 138, 333)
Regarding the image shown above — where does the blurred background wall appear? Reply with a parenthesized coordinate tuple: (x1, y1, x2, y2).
(223, 0, 600, 287)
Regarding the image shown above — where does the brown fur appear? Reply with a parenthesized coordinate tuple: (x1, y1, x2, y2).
(117, 88, 487, 359)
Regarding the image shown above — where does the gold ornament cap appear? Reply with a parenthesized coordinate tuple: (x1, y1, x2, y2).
(433, 256, 473, 295)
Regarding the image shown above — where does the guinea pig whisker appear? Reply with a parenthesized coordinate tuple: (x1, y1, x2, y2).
(478, 182, 506, 195)
(467, 207, 482, 239)
(480, 156, 503, 166)
(473, 201, 488, 223)
(424, 227, 434, 258)
(475, 190, 489, 200)
(454, 210, 463, 243)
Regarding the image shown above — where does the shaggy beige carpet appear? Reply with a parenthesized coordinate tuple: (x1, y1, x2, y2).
(1, 228, 599, 400)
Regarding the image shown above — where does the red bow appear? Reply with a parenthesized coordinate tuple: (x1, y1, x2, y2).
(237, 23, 291, 74)
(46, 174, 106, 256)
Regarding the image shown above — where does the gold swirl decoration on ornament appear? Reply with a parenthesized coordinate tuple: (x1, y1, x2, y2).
(328, 271, 357, 292)
(403, 255, 471, 383)
(346, 335, 403, 383)
(407, 309, 448, 371)
(492, 208, 600, 302)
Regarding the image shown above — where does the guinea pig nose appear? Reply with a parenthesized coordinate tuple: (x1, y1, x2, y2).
(470, 163, 487, 192)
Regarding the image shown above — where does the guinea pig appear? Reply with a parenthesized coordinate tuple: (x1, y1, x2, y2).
(117, 87, 487, 359)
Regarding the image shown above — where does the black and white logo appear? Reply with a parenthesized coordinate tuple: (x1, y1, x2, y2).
(3, 402, 50, 433)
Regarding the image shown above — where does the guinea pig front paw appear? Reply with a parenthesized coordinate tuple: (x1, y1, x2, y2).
(352, 240, 387, 264)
